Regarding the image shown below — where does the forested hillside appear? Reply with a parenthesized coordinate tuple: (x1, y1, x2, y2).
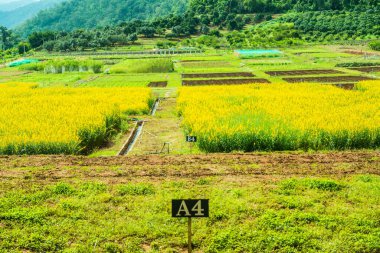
(1, 0, 378, 54)
(190, 0, 378, 13)
(18, 0, 188, 34)
(17, 0, 378, 35)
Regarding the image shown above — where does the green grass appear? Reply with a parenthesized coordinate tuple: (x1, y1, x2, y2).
(110, 58, 174, 74)
(0, 173, 379, 252)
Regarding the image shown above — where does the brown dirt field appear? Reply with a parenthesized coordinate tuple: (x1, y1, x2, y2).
(283, 76, 375, 83)
(148, 81, 168, 87)
(266, 69, 344, 76)
(182, 72, 255, 78)
(182, 78, 270, 86)
(343, 50, 380, 56)
(0, 71, 31, 77)
(0, 151, 378, 180)
(348, 66, 380, 73)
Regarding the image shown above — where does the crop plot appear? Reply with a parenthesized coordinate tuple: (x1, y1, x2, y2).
(180, 61, 232, 68)
(182, 78, 270, 86)
(178, 81, 380, 152)
(283, 76, 376, 83)
(0, 82, 153, 155)
(81, 74, 172, 87)
(265, 69, 344, 76)
(110, 58, 174, 73)
(182, 72, 254, 78)
(348, 66, 380, 73)
(0, 152, 379, 252)
(82, 75, 148, 87)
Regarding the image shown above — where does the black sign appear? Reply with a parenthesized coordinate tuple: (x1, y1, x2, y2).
(186, 136, 197, 142)
(172, 199, 209, 218)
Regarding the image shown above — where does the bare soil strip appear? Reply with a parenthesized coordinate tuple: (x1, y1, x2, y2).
(0, 71, 31, 77)
(182, 72, 255, 78)
(283, 76, 375, 83)
(343, 50, 380, 56)
(0, 151, 378, 179)
(148, 81, 168, 87)
(334, 83, 355, 90)
(348, 66, 380, 73)
(265, 69, 344, 76)
(182, 78, 270, 86)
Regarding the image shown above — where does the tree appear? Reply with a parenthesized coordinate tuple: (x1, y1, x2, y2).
(200, 25, 210, 34)
(127, 33, 138, 43)
(369, 40, 380, 51)
(28, 31, 55, 48)
(18, 42, 31, 54)
(138, 26, 156, 38)
(0, 26, 15, 50)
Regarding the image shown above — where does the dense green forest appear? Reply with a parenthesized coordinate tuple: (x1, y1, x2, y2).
(277, 10, 380, 41)
(0, 0, 379, 55)
(189, 0, 379, 25)
(17, 0, 379, 35)
(18, 0, 188, 34)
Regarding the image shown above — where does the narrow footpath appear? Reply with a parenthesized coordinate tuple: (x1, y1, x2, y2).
(128, 88, 191, 155)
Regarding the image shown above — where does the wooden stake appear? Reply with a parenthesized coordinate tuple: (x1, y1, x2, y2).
(188, 217, 192, 253)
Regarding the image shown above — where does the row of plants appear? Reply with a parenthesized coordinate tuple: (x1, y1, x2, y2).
(0, 83, 153, 155)
(178, 82, 380, 152)
(19, 59, 104, 74)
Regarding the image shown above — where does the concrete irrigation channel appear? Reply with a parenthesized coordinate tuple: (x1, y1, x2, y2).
(118, 99, 160, 155)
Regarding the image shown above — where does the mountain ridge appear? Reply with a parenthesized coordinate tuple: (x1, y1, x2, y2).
(0, 0, 64, 28)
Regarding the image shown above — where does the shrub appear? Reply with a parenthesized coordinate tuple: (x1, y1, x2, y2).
(52, 183, 75, 195)
(306, 179, 343, 191)
(43, 59, 103, 73)
(369, 40, 380, 51)
(118, 183, 155, 196)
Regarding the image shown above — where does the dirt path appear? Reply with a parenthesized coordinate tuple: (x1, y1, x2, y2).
(0, 151, 379, 181)
(128, 88, 190, 155)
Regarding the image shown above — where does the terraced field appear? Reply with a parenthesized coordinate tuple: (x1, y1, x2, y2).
(0, 44, 379, 253)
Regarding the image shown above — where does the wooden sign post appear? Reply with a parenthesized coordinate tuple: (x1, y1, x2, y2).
(172, 199, 209, 253)
(186, 136, 197, 154)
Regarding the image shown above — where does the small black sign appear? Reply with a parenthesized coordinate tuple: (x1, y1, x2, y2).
(172, 199, 209, 218)
(186, 136, 197, 142)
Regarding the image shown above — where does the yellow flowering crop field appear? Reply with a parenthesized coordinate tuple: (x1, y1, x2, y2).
(178, 81, 380, 152)
(0, 82, 153, 155)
